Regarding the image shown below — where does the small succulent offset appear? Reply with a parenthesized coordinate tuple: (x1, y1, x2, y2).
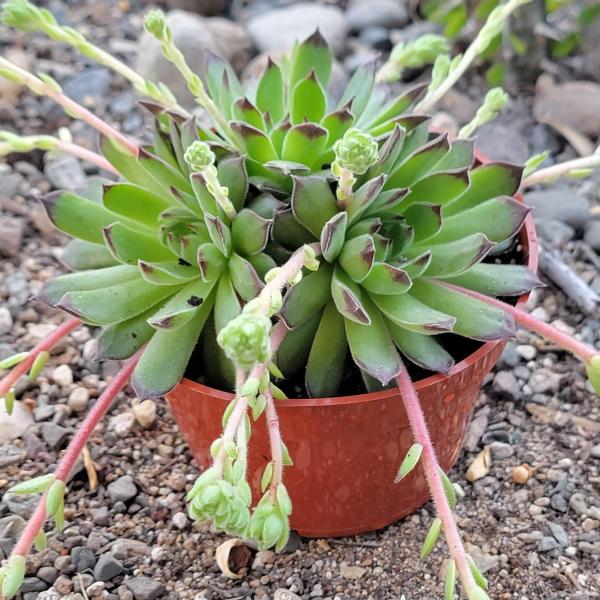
(1, 1, 600, 599)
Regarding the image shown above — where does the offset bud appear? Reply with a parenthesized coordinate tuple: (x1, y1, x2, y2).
(184, 141, 216, 172)
(217, 313, 272, 370)
(143, 9, 169, 42)
(1, 0, 45, 32)
(333, 128, 378, 175)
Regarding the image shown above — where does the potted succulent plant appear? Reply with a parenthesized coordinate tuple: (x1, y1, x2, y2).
(1, 1, 600, 598)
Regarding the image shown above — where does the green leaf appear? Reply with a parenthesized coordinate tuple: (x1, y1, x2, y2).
(104, 222, 175, 264)
(344, 296, 400, 385)
(139, 147, 193, 194)
(366, 83, 427, 128)
(468, 555, 489, 591)
(197, 243, 227, 282)
(445, 162, 523, 215)
(437, 196, 529, 244)
(445, 559, 456, 600)
(290, 175, 338, 238)
(2, 555, 25, 600)
(97, 306, 157, 360)
(132, 294, 214, 399)
(232, 122, 278, 163)
(280, 263, 333, 328)
(338, 234, 375, 282)
(228, 252, 263, 301)
(204, 50, 243, 120)
(0, 352, 28, 370)
(34, 530, 47, 552)
(346, 174, 386, 225)
(256, 58, 285, 124)
(61, 239, 118, 270)
(435, 138, 474, 171)
(231, 209, 272, 256)
(204, 214, 232, 256)
(214, 271, 241, 332)
(387, 134, 450, 188)
(331, 266, 371, 324)
(38, 265, 139, 305)
(409, 279, 515, 341)
(290, 30, 332, 89)
(8, 474, 54, 495)
(371, 292, 456, 334)
(282, 123, 329, 168)
(387, 321, 454, 374)
(275, 310, 321, 377)
(320, 212, 347, 262)
(395, 443, 423, 482)
(438, 467, 457, 508)
(443, 264, 541, 296)
(403, 202, 442, 242)
(272, 208, 316, 249)
(290, 71, 326, 124)
(218, 154, 249, 212)
(40, 191, 141, 245)
(57, 278, 181, 325)
(361, 262, 412, 295)
(421, 517, 442, 559)
(138, 260, 199, 286)
(276, 484, 292, 517)
(147, 279, 214, 330)
(369, 125, 405, 177)
(395, 171, 469, 212)
(261, 462, 274, 493)
(321, 108, 354, 149)
(337, 61, 376, 120)
(46, 480, 65, 517)
(233, 97, 266, 131)
(306, 300, 348, 397)
(417, 233, 493, 278)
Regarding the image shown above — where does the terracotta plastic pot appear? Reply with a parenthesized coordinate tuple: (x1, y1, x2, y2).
(168, 208, 538, 538)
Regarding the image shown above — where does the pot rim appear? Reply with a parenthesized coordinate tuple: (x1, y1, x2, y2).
(177, 205, 538, 408)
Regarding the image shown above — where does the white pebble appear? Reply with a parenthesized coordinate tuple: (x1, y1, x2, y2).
(51, 364, 73, 387)
(172, 512, 189, 530)
(110, 412, 135, 437)
(68, 387, 89, 412)
(133, 399, 157, 428)
(0, 307, 13, 335)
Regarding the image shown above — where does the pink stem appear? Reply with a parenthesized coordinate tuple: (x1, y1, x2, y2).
(265, 385, 283, 501)
(0, 318, 81, 396)
(395, 363, 478, 597)
(56, 140, 118, 174)
(437, 282, 597, 362)
(10, 350, 142, 558)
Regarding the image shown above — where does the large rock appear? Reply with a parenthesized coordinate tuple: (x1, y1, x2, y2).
(0, 399, 34, 443)
(346, 0, 408, 31)
(125, 576, 166, 600)
(524, 188, 590, 229)
(136, 11, 252, 107)
(534, 75, 600, 137)
(247, 3, 348, 54)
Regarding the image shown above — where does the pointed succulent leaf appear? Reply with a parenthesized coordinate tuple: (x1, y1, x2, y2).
(437, 196, 529, 244)
(291, 175, 338, 238)
(61, 239, 118, 270)
(289, 29, 332, 89)
(231, 122, 278, 163)
(249, 193, 285, 219)
(403, 202, 442, 242)
(397, 252, 432, 279)
(204, 50, 243, 119)
(360, 262, 412, 295)
(139, 147, 193, 194)
(204, 213, 232, 256)
(410, 279, 515, 341)
(395, 443, 423, 482)
(282, 123, 329, 168)
(416, 233, 494, 278)
(231, 209, 272, 256)
(214, 271, 242, 332)
(435, 138, 474, 171)
(147, 279, 215, 330)
(369, 114, 429, 138)
(338, 234, 375, 282)
(104, 222, 175, 264)
(331, 267, 371, 324)
(272, 208, 316, 249)
(393, 121, 430, 164)
(290, 71, 326, 124)
(321, 108, 354, 148)
(57, 278, 181, 325)
(367, 84, 428, 128)
(264, 160, 310, 178)
(344, 296, 400, 385)
(305, 300, 347, 397)
(247, 252, 278, 278)
(229, 252, 264, 301)
(396, 170, 469, 212)
(217, 154, 249, 212)
(321, 212, 348, 262)
(367, 188, 409, 215)
(387, 321, 454, 374)
(40, 191, 141, 245)
(102, 183, 172, 228)
(133, 295, 214, 399)
(197, 242, 227, 282)
(337, 60, 376, 119)
(371, 292, 456, 334)
(280, 263, 333, 328)
(233, 97, 266, 131)
(347, 217, 382, 238)
(38, 265, 139, 306)
(445, 162, 523, 215)
(387, 134, 450, 188)
(346, 174, 386, 224)
(97, 307, 157, 360)
(256, 58, 285, 123)
(275, 310, 321, 377)
(444, 264, 541, 296)
(369, 125, 405, 177)
(138, 260, 199, 286)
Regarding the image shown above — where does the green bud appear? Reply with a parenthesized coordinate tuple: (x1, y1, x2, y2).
(333, 128, 379, 175)
(523, 151, 550, 178)
(28, 350, 49, 380)
(46, 479, 66, 517)
(302, 245, 320, 271)
(1, 0, 47, 32)
(187, 467, 218, 501)
(391, 34, 450, 69)
(4, 388, 15, 416)
(2, 554, 25, 599)
(420, 517, 442, 559)
(217, 312, 273, 370)
(264, 267, 281, 284)
(429, 54, 451, 92)
(250, 393, 267, 420)
(459, 87, 508, 139)
(144, 9, 169, 42)
(0, 351, 29, 370)
(184, 141, 215, 172)
(261, 461, 273, 493)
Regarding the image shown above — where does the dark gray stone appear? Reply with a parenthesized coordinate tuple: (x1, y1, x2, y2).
(71, 546, 97, 571)
(107, 475, 138, 503)
(20, 577, 48, 593)
(37, 566, 59, 584)
(125, 576, 166, 600)
(41, 422, 70, 449)
(492, 371, 521, 401)
(524, 189, 590, 229)
(548, 522, 569, 547)
(538, 536, 560, 552)
(93, 553, 124, 582)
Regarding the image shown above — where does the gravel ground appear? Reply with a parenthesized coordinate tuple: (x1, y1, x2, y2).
(1, 2, 600, 599)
